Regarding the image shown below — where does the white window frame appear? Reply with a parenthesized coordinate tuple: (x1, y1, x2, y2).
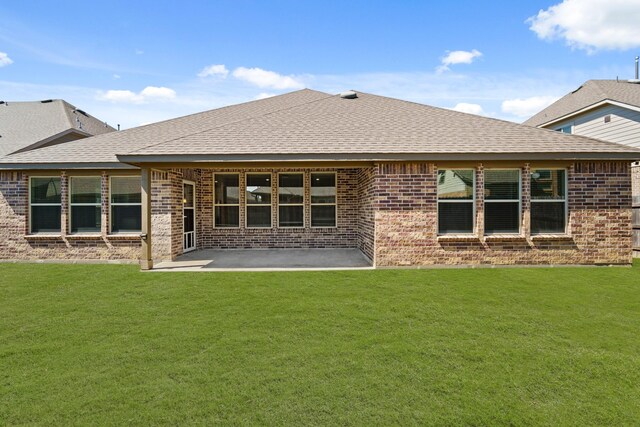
(530, 168, 569, 235)
(310, 171, 338, 229)
(213, 172, 240, 228)
(484, 168, 522, 235)
(436, 169, 476, 235)
(277, 172, 305, 228)
(28, 176, 62, 234)
(109, 176, 142, 234)
(69, 176, 102, 234)
(245, 172, 273, 229)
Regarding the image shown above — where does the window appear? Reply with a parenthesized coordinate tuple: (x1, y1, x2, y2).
(556, 124, 572, 134)
(278, 173, 304, 227)
(311, 172, 336, 227)
(531, 169, 567, 234)
(70, 177, 101, 233)
(437, 169, 474, 234)
(30, 177, 61, 233)
(214, 174, 239, 227)
(246, 173, 272, 228)
(484, 169, 520, 234)
(110, 177, 141, 233)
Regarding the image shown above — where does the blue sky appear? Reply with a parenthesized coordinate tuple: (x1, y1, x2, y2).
(1, 0, 640, 128)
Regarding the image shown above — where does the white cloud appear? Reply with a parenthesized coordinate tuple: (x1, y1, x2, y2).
(140, 86, 176, 99)
(99, 89, 141, 103)
(232, 67, 304, 89)
(501, 96, 559, 118)
(112, 74, 121, 79)
(0, 52, 13, 67)
(98, 86, 176, 104)
(198, 64, 229, 78)
(135, 49, 144, 55)
(528, 0, 640, 52)
(255, 92, 276, 100)
(437, 49, 482, 72)
(451, 102, 485, 115)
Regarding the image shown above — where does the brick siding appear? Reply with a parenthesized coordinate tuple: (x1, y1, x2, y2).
(195, 168, 361, 250)
(0, 171, 140, 262)
(374, 161, 633, 266)
(0, 161, 634, 266)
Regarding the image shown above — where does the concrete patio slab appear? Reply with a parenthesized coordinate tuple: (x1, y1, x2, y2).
(152, 248, 373, 271)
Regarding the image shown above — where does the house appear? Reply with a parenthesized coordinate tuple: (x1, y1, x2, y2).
(524, 79, 640, 256)
(0, 89, 638, 269)
(0, 99, 115, 156)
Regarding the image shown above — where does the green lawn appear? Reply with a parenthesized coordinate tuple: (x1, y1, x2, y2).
(2, 262, 640, 425)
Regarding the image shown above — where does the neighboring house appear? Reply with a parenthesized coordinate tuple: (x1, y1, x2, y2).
(0, 89, 638, 269)
(524, 79, 640, 256)
(0, 99, 115, 156)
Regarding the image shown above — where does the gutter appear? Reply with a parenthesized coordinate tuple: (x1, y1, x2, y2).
(116, 151, 640, 164)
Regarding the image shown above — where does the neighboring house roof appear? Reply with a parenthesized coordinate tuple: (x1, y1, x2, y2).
(0, 99, 115, 157)
(1, 89, 639, 169)
(524, 80, 640, 128)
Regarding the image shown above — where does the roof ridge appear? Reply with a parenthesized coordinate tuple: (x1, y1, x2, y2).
(125, 90, 335, 155)
(112, 88, 328, 135)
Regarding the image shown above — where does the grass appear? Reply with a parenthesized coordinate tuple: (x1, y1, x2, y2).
(1, 262, 640, 425)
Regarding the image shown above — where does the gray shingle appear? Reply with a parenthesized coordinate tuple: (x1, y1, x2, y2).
(524, 80, 640, 127)
(2, 89, 639, 168)
(0, 89, 330, 166)
(122, 91, 639, 158)
(0, 99, 115, 156)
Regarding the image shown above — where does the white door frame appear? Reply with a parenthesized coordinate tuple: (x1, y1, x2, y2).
(183, 180, 196, 253)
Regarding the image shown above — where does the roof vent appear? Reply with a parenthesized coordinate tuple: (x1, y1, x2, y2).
(340, 90, 358, 99)
(40, 99, 53, 103)
(627, 79, 640, 84)
(74, 109, 88, 116)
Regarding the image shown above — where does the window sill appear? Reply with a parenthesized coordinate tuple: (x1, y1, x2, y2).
(530, 234, 573, 241)
(106, 234, 142, 240)
(66, 234, 104, 240)
(483, 234, 527, 241)
(437, 234, 480, 242)
(24, 234, 63, 239)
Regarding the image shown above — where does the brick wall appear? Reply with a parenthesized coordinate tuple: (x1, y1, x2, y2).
(357, 167, 375, 261)
(0, 171, 140, 262)
(633, 164, 639, 256)
(374, 161, 633, 266)
(195, 168, 361, 250)
(0, 161, 633, 266)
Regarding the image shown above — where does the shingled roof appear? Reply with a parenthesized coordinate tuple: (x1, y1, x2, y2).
(0, 99, 115, 157)
(524, 80, 640, 127)
(2, 89, 639, 169)
(0, 90, 329, 169)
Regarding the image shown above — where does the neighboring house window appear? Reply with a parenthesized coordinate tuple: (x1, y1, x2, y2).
(278, 173, 304, 227)
(437, 169, 475, 234)
(110, 177, 141, 233)
(246, 173, 272, 228)
(214, 174, 240, 227)
(310, 172, 337, 227)
(556, 124, 572, 134)
(70, 177, 101, 233)
(530, 169, 567, 234)
(29, 177, 61, 233)
(484, 169, 521, 234)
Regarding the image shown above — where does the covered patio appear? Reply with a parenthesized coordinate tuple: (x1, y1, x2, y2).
(152, 248, 372, 271)
(135, 165, 375, 270)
